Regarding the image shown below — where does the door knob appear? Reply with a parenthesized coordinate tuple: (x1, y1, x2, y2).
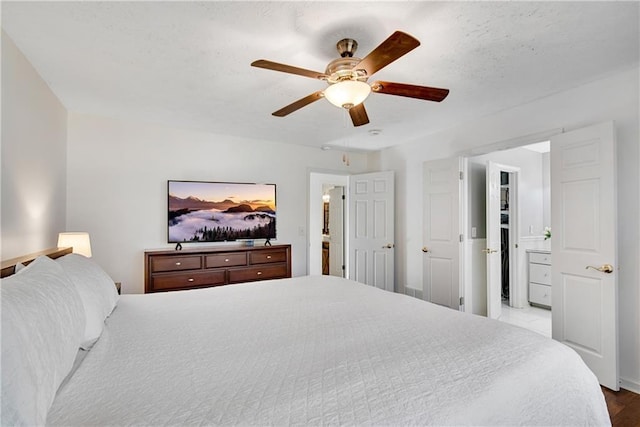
(586, 264, 614, 274)
(422, 247, 429, 253)
(482, 248, 498, 254)
(383, 243, 395, 249)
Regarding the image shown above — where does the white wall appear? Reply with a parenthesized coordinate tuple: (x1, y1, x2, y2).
(65, 113, 372, 293)
(379, 66, 640, 391)
(468, 146, 548, 239)
(1, 32, 68, 259)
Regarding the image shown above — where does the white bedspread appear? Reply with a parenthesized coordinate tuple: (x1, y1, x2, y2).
(47, 275, 610, 426)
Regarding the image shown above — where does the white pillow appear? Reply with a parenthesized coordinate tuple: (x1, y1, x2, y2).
(1, 256, 86, 426)
(14, 262, 26, 273)
(57, 254, 119, 349)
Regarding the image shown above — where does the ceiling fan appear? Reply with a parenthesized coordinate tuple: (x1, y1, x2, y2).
(251, 31, 449, 127)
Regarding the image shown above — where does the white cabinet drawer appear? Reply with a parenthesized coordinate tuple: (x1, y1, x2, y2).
(529, 252, 551, 265)
(529, 263, 551, 285)
(529, 283, 552, 307)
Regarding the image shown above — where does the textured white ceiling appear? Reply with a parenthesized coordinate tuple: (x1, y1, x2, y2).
(2, 1, 638, 151)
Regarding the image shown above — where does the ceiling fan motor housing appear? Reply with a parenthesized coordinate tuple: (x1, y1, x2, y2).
(336, 38, 358, 57)
(325, 57, 366, 84)
(325, 38, 368, 84)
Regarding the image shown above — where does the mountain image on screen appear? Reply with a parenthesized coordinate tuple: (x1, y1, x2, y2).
(168, 181, 276, 243)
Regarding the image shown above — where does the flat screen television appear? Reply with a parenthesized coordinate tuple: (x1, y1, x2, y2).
(168, 180, 276, 243)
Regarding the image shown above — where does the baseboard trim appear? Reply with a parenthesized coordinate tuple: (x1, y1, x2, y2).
(404, 287, 424, 301)
(620, 377, 640, 394)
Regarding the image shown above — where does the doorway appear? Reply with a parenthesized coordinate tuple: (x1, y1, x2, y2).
(322, 185, 345, 277)
(500, 170, 515, 305)
(308, 172, 348, 276)
(466, 141, 551, 335)
(309, 170, 396, 291)
(486, 162, 520, 320)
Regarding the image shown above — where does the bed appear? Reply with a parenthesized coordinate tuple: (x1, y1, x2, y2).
(1, 248, 610, 426)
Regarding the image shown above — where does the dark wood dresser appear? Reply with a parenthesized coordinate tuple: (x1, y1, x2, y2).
(144, 244, 291, 293)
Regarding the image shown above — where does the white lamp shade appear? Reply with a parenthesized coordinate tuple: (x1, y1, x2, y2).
(324, 81, 371, 109)
(58, 232, 92, 257)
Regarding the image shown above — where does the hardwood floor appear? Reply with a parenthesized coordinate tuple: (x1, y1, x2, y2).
(603, 387, 640, 426)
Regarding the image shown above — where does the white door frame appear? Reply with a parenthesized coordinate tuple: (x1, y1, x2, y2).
(308, 172, 349, 276)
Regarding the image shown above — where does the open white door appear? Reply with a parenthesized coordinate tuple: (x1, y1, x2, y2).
(551, 121, 618, 390)
(423, 158, 461, 309)
(485, 161, 502, 319)
(328, 186, 344, 277)
(485, 162, 519, 319)
(349, 171, 395, 291)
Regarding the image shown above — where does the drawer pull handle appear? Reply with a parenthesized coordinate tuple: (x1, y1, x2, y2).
(175, 262, 181, 266)
(225, 259, 229, 262)
(266, 255, 272, 259)
(187, 278, 194, 282)
(257, 271, 262, 276)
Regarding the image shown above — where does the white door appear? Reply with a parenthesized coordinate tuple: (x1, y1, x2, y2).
(485, 163, 519, 319)
(551, 121, 618, 390)
(349, 171, 395, 291)
(486, 161, 503, 319)
(328, 186, 344, 277)
(423, 158, 461, 309)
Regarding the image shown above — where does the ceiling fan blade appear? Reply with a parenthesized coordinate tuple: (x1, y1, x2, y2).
(349, 103, 370, 127)
(371, 81, 450, 102)
(251, 60, 328, 80)
(272, 91, 324, 117)
(354, 31, 420, 77)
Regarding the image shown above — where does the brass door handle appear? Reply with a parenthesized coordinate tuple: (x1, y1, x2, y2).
(422, 247, 429, 253)
(586, 264, 614, 274)
(482, 248, 498, 254)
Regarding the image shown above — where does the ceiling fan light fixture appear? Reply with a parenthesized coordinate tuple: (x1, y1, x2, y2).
(323, 80, 371, 109)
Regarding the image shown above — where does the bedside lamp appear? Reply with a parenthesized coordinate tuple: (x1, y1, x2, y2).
(57, 232, 92, 257)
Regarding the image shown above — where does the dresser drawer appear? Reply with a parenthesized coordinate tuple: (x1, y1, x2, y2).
(529, 283, 552, 307)
(529, 252, 551, 265)
(205, 253, 247, 268)
(151, 270, 226, 292)
(151, 255, 201, 273)
(228, 264, 288, 283)
(250, 249, 288, 265)
(529, 263, 551, 285)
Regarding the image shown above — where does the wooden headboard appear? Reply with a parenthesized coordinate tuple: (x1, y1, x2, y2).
(0, 247, 72, 278)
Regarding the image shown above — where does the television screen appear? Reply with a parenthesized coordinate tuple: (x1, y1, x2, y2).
(168, 180, 276, 243)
